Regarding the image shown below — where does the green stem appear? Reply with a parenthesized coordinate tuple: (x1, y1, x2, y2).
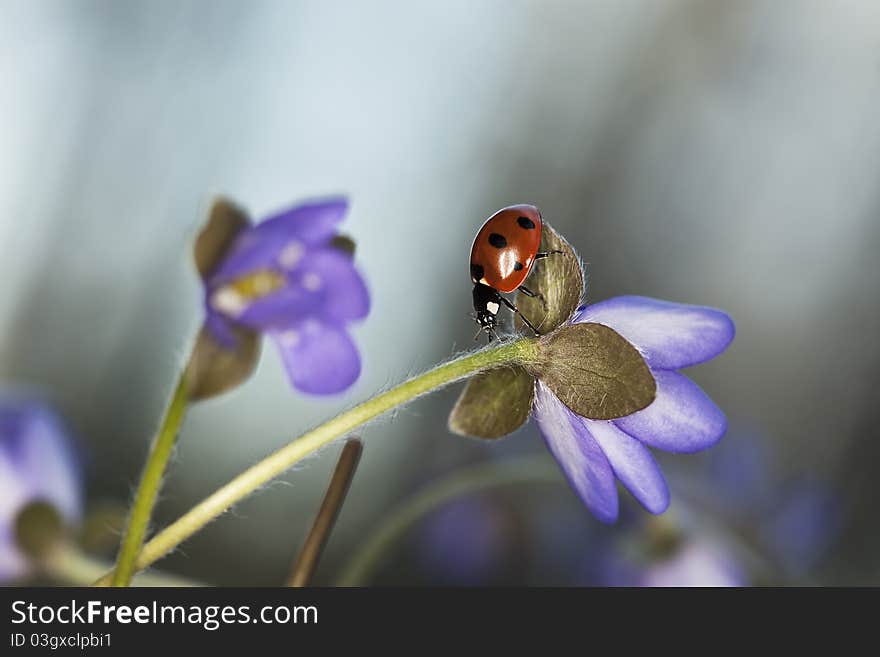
(109, 372, 191, 587)
(43, 543, 199, 587)
(93, 338, 539, 586)
(336, 455, 561, 586)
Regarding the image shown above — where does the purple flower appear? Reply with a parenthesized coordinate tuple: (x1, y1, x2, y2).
(416, 497, 510, 585)
(202, 198, 369, 395)
(534, 296, 735, 522)
(0, 400, 82, 582)
(764, 483, 838, 574)
(701, 433, 840, 575)
(634, 538, 747, 587)
(570, 518, 747, 587)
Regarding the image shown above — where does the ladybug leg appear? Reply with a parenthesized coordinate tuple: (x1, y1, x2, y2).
(474, 326, 500, 343)
(498, 295, 541, 337)
(517, 284, 547, 309)
(534, 250, 564, 260)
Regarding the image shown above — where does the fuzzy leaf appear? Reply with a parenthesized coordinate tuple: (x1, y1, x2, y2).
(448, 366, 536, 439)
(185, 324, 261, 401)
(515, 221, 584, 334)
(532, 322, 655, 420)
(194, 198, 251, 280)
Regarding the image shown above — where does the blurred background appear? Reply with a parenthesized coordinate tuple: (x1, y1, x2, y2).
(1, 0, 879, 586)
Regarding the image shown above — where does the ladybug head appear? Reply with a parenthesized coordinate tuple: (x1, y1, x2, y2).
(472, 283, 501, 341)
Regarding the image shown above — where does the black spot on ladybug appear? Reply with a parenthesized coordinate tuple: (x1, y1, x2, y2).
(517, 216, 536, 230)
(488, 233, 507, 249)
(514, 262, 524, 271)
(470, 263, 485, 281)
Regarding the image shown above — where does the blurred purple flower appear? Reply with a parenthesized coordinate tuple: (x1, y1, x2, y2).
(0, 400, 82, 582)
(534, 296, 735, 522)
(635, 539, 746, 587)
(567, 515, 747, 587)
(203, 198, 369, 394)
(705, 431, 774, 515)
(764, 483, 838, 574)
(700, 433, 840, 576)
(416, 497, 509, 585)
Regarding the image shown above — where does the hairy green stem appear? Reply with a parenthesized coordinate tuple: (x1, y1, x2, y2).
(337, 455, 561, 586)
(93, 339, 539, 586)
(109, 372, 190, 586)
(43, 544, 199, 587)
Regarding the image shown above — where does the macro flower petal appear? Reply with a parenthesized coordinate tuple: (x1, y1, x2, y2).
(254, 197, 349, 245)
(614, 370, 726, 453)
(210, 197, 348, 284)
(297, 247, 370, 322)
(533, 383, 618, 522)
(271, 321, 361, 394)
(0, 449, 30, 580)
(13, 410, 81, 521)
(0, 524, 29, 582)
(574, 296, 735, 370)
(0, 405, 81, 524)
(586, 419, 670, 514)
(0, 448, 30, 526)
(0, 401, 82, 583)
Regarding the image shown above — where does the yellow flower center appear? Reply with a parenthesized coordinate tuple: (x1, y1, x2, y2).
(211, 269, 286, 317)
(228, 269, 286, 298)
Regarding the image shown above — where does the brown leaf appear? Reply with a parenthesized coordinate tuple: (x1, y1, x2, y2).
(194, 198, 251, 280)
(515, 221, 584, 334)
(185, 324, 262, 401)
(330, 234, 356, 257)
(448, 366, 536, 439)
(531, 322, 655, 420)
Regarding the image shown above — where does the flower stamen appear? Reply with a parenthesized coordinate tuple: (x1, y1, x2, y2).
(210, 269, 286, 317)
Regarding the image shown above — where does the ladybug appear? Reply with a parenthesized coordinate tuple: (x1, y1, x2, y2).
(470, 204, 559, 340)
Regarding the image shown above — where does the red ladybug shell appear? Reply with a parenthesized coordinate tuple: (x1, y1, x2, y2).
(470, 205, 543, 293)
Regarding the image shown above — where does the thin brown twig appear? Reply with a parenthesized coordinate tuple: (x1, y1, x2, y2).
(287, 438, 363, 587)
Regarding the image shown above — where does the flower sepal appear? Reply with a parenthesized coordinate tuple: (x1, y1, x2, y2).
(514, 221, 584, 334)
(448, 365, 535, 439)
(186, 323, 262, 401)
(187, 198, 262, 401)
(529, 322, 656, 420)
